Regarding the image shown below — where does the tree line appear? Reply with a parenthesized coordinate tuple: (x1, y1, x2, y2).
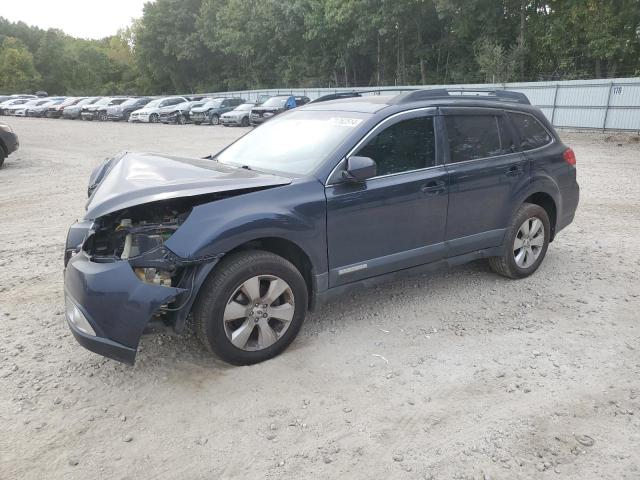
(1, 0, 639, 96)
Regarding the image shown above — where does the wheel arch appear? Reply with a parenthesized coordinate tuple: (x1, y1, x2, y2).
(221, 237, 316, 309)
(523, 192, 558, 240)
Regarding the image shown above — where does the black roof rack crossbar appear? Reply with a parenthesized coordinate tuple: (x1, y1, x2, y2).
(394, 88, 530, 105)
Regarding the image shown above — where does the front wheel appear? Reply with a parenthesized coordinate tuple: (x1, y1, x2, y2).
(0, 150, 5, 169)
(241, 116, 249, 127)
(98, 111, 107, 121)
(209, 114, 219, 125)
(177, 114, 186, 125)
(194, 250, 308, 365)
(149, 113, 159, 123)
(489, 203, 550, 279)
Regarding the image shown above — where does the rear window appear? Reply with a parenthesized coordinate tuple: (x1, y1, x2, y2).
(508, 112, 552, 150)
(445, 115, 511, 163)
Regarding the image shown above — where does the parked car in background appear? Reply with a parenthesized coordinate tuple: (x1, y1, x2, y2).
(63, 97, 101, 120)
(46, 97, 86, 118)
(0, 98, 30, 115)
(82, 97, 128, 121)
(106, 97, 152, 122)
(63, 88, 579, 366)
(220, 103, 255, 127)
(12, 99, 51, 116)
(190, 97, 245, 125)
(129, 97, 187, 123)
(27, 98, 66, 117)
(0, 122, 19, 169)
(249, 95, 310, 125)
(159, 100, 206, 124)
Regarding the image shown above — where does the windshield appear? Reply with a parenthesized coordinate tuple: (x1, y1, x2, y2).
(121, 98, 142, 107)
(95, 98, 111, 106)
(204, 99, 223, 108)
(77, 98, 96, 106)
(261, 97, 288, 108)
(144, 99, 162, 108)
(217, 110, 370, 175)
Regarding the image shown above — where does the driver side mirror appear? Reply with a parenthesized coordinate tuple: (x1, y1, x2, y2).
(342, 156, 377, 183)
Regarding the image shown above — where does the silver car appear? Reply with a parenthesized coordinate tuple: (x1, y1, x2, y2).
(220, 103, 255, 127)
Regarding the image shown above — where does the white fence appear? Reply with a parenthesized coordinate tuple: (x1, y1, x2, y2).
(202, 78, 640, 131)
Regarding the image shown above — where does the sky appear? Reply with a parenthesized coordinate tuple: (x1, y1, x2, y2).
(1, 0, 153, 39)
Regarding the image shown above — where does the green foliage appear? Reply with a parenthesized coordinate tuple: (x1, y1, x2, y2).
(0, 37, 40, 93)
(1, 0, 640, 95)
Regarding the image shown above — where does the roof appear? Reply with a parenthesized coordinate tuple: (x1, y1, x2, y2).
(301, 89, 535, 115)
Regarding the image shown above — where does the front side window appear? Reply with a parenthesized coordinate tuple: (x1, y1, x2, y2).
(445, 115, 511, 163)
(508, 112, 552, 150)
(356, 116, 436, 176)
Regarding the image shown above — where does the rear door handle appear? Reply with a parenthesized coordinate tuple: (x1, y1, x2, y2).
(506, 165, 524, 176)
(421, 180, 446, 194)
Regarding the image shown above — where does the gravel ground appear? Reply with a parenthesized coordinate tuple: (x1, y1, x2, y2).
(1, 118, 639, 480)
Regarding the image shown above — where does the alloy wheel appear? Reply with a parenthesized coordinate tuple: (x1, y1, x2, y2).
(513, 217, 545, 268)
(223, 275, 295, 351)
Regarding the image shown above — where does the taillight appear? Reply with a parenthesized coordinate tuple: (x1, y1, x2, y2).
(563, 148, 576, 166)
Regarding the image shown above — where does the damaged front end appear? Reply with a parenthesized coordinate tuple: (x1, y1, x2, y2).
(64, 197, 220, 364)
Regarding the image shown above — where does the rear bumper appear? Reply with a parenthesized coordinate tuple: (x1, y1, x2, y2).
(557, 180, 580, 234)
(64, 251, 186, 364)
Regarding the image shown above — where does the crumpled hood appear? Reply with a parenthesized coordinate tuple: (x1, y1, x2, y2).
(85, 152, 292, 219)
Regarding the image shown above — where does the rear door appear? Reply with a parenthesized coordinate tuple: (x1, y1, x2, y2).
(442, 108, 529, 256)
(325, 109, 449, 286)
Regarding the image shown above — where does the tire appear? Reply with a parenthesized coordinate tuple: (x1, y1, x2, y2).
(241, 116, 249, 127)
(194, 250, 308, 365)
(123, 112, 130, 122)
(489, 202, 551, 279)
(0, 149, 5, 169)
(98, 111, 107, 121)
(149, 113, 159, 123)
(177, 114, 186, 125)
(210, 114, 219, 125)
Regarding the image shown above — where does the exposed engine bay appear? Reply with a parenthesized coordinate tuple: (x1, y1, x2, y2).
(83, 198, 198, 289)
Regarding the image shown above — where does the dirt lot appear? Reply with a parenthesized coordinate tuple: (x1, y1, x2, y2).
(0, 117, 639, 480)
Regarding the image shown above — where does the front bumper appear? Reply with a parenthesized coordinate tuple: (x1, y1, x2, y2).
(220, 116, 241, 125)
(106, 112, 125, 121)
(81, 111, 98, 120)
(64, 251, 186, 364)
(190, 112, 208, 123)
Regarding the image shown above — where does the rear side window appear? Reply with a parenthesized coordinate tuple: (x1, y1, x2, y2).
(445, 115, 511, 163)
(357, 116, 436, 176)
(508, 112, 552, 150)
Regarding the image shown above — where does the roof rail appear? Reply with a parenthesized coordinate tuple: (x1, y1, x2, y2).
(309, 88, 419, 104)
(393, 88, 530, 105)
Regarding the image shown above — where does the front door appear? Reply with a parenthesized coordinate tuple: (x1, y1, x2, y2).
(325, 111, 449, 287)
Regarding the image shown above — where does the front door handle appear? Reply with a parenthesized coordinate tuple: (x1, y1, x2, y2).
(506, 165, 524, 176)
(421, 180, 446, 194)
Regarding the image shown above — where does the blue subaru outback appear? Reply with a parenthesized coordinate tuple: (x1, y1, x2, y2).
(64, 89, 579, 365)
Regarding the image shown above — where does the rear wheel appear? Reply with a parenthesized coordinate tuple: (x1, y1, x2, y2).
(194, 250, 307, 365)
(210, 113, 220, 125)
(489, 203, 550, 279)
